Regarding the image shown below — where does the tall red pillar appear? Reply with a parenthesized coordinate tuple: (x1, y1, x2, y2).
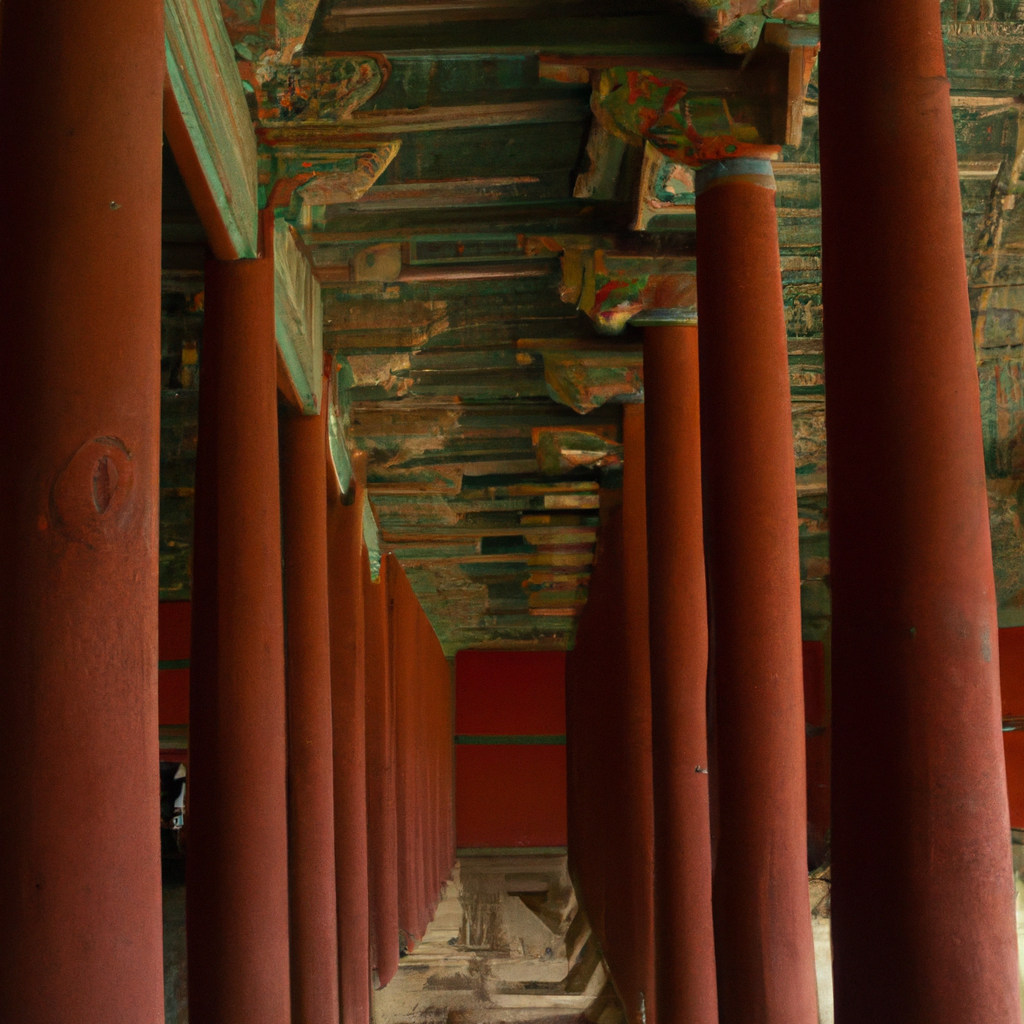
(618, 403, 657, 1024)
(819, 2, 1021, 1020)
(566, 409, 655, 1024)
(643, 323, 718, 1024)
(391, 561, 427, 947)
(327, 464, 371, 1024)
(187, 242, 292, 1024)
(695, 159, 818, 1024)
(281, 397, 340, 1024)
(0, 1, 164, 1020)
(365, 554, 400, 987)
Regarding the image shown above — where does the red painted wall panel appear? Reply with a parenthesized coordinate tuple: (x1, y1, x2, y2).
(158, 668, 190, 728)
(159, 601, 191, 662)
(159, 602, 191, 726)
(999, 626, 1024, 828)
(456, 745, 567, 848)
(455, 649, 568, 848)
(999, 626, 1024, 716)
(455, 650, 566, 736)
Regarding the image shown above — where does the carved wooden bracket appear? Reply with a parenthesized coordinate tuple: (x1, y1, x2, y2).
(259, 134, 401, 215)
(524, 236, 696, 335)
(590, 66, 781, 168)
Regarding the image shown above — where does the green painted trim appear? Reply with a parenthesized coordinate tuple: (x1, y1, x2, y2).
(363, 495, 382, 582)
(328, 400, 354, 497)
(456, 734, 566, 745)
(164, 0, 258, 258)
(159, 659, 191, 671)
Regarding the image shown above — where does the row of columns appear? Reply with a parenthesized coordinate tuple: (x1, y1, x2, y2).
(390, 563, 457, 951)
(629, 0, 1021, 1021)
(186, 220, 456, 1024)
(0, 0, 455, 1006)
(1, 0, 1020, 1021)
(565, 404, 656, 1023)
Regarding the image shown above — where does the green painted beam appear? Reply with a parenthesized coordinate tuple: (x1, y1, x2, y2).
(164, 0, 258, 258)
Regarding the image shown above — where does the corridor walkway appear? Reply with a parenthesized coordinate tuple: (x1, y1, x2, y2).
(373, 854, 624, 1024)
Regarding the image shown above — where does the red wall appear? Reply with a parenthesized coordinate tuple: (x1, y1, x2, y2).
(454, 650, 567, 849)
(159, 601, 191, 727)
(1001, 626, 1024, 828)
(162, 603, 1024, 832)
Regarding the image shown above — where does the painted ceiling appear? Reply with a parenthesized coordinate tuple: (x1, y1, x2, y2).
(160, 0, 1024, 654)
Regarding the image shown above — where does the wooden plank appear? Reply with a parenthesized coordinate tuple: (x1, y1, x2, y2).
(165, 0, 259, 259)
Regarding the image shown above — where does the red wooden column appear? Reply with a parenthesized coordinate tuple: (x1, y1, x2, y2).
(327, 459, 371, 1024)
(391, 564, 423, 947)
(389, 564, 411, 945)
(187, 233, 292, 1024)
(365, 554, 400, 987)
(566, 409, 655, 1024)
(642, 323, 718, 1024)
(0, 0, 164, 1019)
(819, 2, 1021, 1020)
(281, 394, 339, 1024)
(618, 403, 657, 1024)
(695, 159, 818, 1024)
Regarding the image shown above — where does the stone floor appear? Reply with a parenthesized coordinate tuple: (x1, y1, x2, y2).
(372, 854, 625, 1024)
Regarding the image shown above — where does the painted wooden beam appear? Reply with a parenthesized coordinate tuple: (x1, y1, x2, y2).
(274, 215, 323, 413)
(325, 379, 383, 577)
(165, 0, 259, 259)
(314, 9, 711, 54)
(327, 391, 354, 497)
(363, 493, 383, 581)
(261, 139, 401, 214)
(325, 0, 642, 30)
(259, 99, 588, 141)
